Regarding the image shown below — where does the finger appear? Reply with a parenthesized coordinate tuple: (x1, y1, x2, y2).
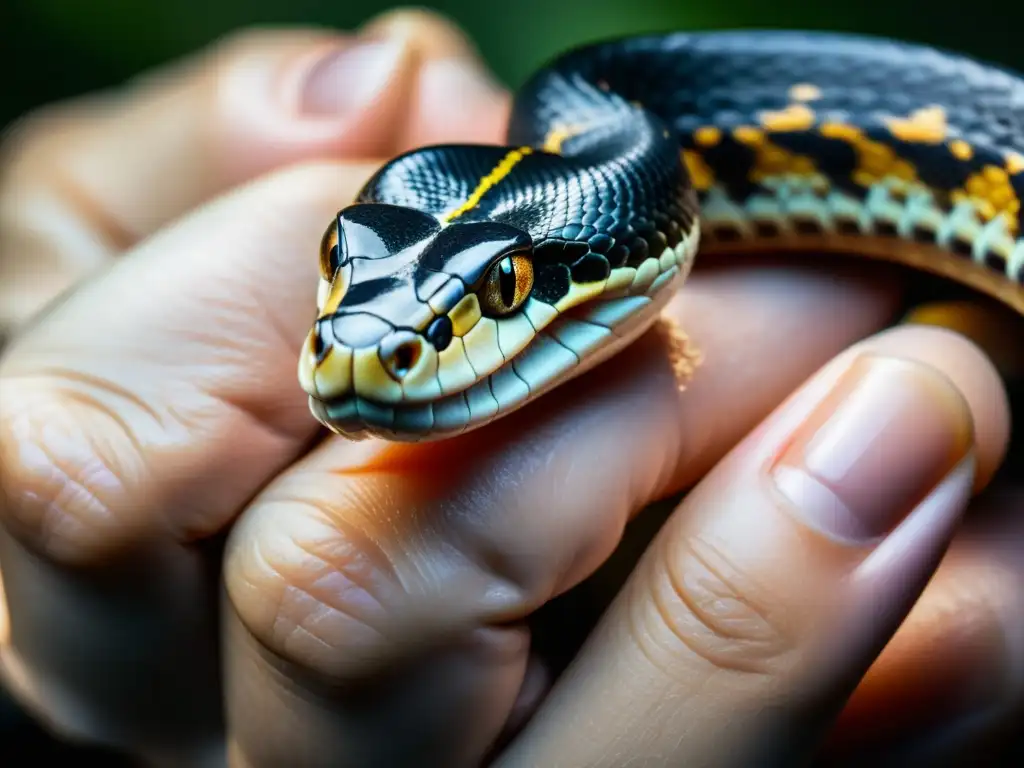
(824, 482, 1024, 766)
(221, 260, 905, 767)
(0, 9, 507, 334)
(500, 325, 1010, 767)
(0, 160, 377, 760)
(361, 9, 511, 148)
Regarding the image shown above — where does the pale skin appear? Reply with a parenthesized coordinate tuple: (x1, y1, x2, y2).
(0, 9, 1021, 767)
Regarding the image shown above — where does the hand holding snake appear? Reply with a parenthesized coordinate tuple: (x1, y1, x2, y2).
(0, 14, 1019, 766)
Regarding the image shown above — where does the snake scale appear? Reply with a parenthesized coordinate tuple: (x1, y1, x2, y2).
(296, 30, 1024, 442)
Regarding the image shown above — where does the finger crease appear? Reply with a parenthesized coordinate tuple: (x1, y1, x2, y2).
(49, 166, 138, 252)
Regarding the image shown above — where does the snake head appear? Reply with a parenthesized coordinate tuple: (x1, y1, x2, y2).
(299, 202, 543, 440)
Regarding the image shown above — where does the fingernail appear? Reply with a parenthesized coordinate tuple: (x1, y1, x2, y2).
(301, 39, 407, 116)
(419, 57, 506, 114)
(771, 354, 973, 542)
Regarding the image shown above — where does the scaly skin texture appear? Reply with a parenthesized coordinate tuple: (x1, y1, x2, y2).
(298, 30, 1024, 441)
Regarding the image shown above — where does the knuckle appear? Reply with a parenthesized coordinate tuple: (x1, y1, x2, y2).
(631, 532, 798, 678)
(366, 7, 472, 43)
(207, 25, 332, 64)
(226, 484, 540, 681)
(226, 502, 403, 679)
(362, 7, 488, 67)
(0, 106, 57, 175)
(0, 379, 130, 564)
(211, 26, 287, 58)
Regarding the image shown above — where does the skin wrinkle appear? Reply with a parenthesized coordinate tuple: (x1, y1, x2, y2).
(667, 537, 776, 641)
(35, 450, 119, 555)
(232, 471, 528, 676)
(439, 487, 555, 620)
(8, 370, 299, 553)
(47, 386, 150, 464)
(0, 15, 543, 761)
(46, 164, 138, 251)
(638, 530, 796, 679)
(0, 394, 136, 557)
(23, 366, 165, 425)
(236, 307, 794, 678)
(95, 384, 280, 543)
(464, 423, 625, 602)
(247, 525, 391, 674)
(237, 442, 575, 673)
(253, 496, 395, 605)
(0, 169, 352, 545)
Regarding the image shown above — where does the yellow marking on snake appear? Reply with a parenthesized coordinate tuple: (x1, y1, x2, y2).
(448, 294, 482, 337)
(543, 124, 585, 153)
(314, 344, 352, 400)
(819, 122, 920, 189)
(462, 317, 503, 374)
(682, 150, 714, 191)
(1007, 152, 1024, 175)
(353, 347, 403, 401)
(759, 103, 816, 132)
(443, 147, 534, 222)
(732, 125, 824, 187)
(885, 105, 948, 144)
(954, 165, 1021, 234)
(789, 83, 822, 101)
(694, 126, 721, 146)
(949, 140, 973, 160)
(319, 269, 350, 318)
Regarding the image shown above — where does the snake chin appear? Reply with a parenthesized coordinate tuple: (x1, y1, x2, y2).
(308, 252, 692, 442)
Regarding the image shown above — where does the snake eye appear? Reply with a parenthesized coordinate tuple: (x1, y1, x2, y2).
(319, 217, 345, 280)
(478, 253, 534, 317)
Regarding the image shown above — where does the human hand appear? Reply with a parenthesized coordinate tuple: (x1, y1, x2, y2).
(0, 9, 509, 764)
(0, 9, 1020, 767)
(0, 10, 508, 343)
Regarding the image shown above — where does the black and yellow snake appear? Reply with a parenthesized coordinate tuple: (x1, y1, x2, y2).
(297, 30, 1024, 441)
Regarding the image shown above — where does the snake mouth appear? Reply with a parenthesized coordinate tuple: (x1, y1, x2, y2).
(307, 238, 697, 441)
(308, 285, 675, 441)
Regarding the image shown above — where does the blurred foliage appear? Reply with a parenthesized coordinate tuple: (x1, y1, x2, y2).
(3, 0, 1024, 127)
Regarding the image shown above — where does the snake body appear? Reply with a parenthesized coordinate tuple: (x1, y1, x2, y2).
(297, 30, 1024, 441)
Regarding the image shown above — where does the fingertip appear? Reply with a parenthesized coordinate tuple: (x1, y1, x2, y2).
(358, 7, 511, 147)
(210, 28, 418, 180)
(359, 7, 482, 62)
(209, 13, 510, 174)
(405, 57, 512, 147)
(843, 324, 1010, 492)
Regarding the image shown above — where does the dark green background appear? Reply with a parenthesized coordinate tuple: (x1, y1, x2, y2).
(3, 0, 1023, 128)
(2, 0, 1022, 763)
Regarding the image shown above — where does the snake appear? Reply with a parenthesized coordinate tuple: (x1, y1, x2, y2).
(296, 30, 1024, 442)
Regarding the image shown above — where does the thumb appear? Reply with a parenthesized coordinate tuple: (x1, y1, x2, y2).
(0, 10, 509, 334)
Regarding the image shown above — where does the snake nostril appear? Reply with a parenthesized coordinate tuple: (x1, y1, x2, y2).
(380, 333, 424, 381)
(392, 342, 420, 377)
